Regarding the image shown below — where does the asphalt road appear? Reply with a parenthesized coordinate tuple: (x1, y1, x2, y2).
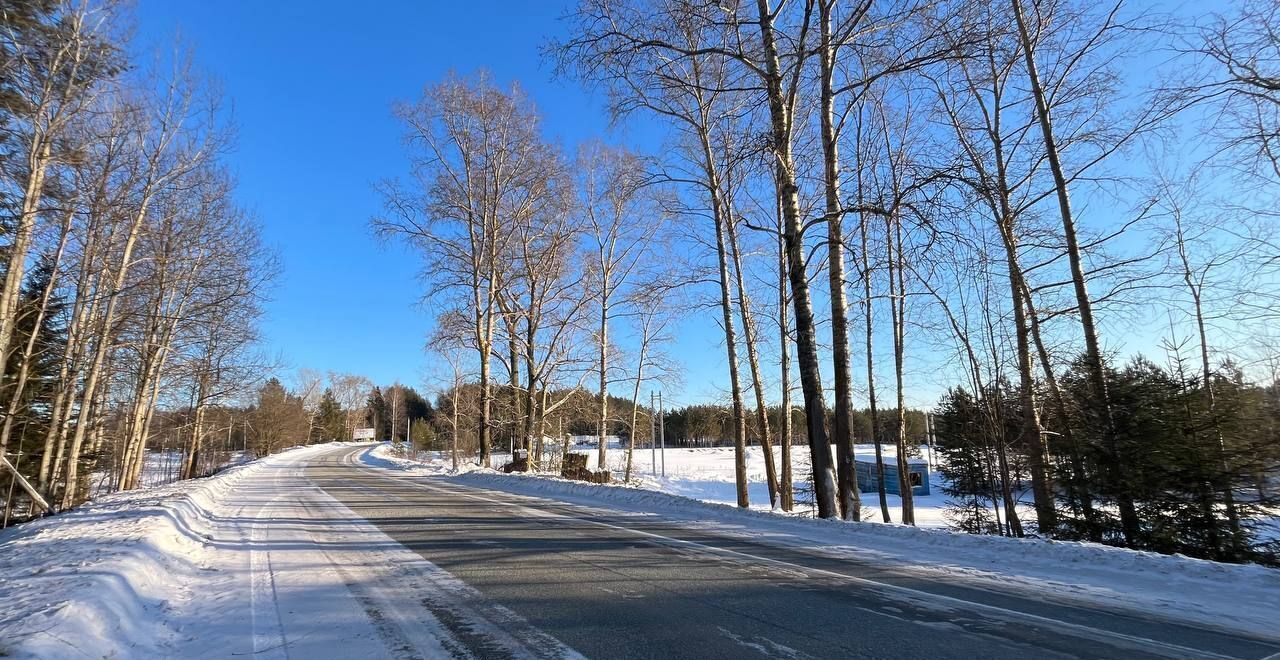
(303, 445, 1280, 660)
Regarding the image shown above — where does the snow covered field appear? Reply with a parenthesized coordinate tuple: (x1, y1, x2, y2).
(383, 440, 1032, 529)
(372, 443, 1280, 640)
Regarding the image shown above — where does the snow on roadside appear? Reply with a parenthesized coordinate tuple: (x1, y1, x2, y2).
(0, 442, 587, 660)
(374, 442, 1027, 529)
(88, 449, 251, 497)
(364, 443, 1280, 640)
(0, 443, 345, 658)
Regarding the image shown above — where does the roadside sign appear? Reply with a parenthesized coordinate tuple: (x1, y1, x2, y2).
(353, 428, 376, 440)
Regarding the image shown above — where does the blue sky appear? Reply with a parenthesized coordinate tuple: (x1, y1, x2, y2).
(132, 1, 731, 403)
(130, 1, 1227, 411)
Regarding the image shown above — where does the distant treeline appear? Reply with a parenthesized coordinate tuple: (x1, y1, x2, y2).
(425, 383, 928, 449)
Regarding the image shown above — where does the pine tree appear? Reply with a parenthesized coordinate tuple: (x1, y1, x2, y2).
(313, 388, 345, 442)
(365, 387, 389, 440)
(402, 386, 433, 424)
(250, 378, 309, 456)
(3, 253, 66, 485)
(935, 388, 1002, 535)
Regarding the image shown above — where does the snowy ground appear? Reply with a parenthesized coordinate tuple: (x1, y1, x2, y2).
(384, 440, 1034, 529)
(89, 449, 250, 497)
(2, 442, 1277, 658)
(372, 442, 1280, 640)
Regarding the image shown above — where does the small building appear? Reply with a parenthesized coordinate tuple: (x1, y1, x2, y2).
(568, 435, 623, 449)
(855, 457, 930, 496)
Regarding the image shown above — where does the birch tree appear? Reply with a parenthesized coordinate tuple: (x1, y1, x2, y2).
(59, 58, 219, 506)
(0, 0, 117, 386)
(579, 142, 659, 471)
(376, 74, 552, 468)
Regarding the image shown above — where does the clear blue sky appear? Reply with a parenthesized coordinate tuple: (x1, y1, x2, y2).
(131, 1, 1204, 411)
(132, 1, 731, 403)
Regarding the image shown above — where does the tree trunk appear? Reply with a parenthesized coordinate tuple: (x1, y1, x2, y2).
(61, 194, 151, 509)
(777, 210, 795, 512)
(523, 307, 539, 460)
(182, 396, 208, 481)
(819, 2, 861, 521)
(504, 311, 522, 456)
(753, 0, 837, 518)
(861, 211, 891, 522)
(451, 376, 461, 471)
(626, 354, 645, 483)
(0, 207, 72, 460)
(0, 140, 52, 379)
(598, 296, 610, 471)
(709, 160, 750, 508)
(1175, 221, 1244, 556)
(986, 78, 1057, 534)
(887, 213, 914, 525)
(1012, 0, 1137, 544)
(477, 300, 493, 468)
(1020, 276, 1100, 540)
(725, 201, 778, 507)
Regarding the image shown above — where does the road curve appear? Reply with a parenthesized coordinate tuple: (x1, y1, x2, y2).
(302, 445, 1280, 660)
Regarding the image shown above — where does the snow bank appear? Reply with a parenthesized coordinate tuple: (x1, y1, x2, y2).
(359, 446, 1280, 640)
(0, 443, 346, 658)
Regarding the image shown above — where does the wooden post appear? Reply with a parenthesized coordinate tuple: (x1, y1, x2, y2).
(1, 454, 50, 513)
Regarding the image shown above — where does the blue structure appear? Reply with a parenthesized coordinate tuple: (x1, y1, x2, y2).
(855, 457, 930, 496)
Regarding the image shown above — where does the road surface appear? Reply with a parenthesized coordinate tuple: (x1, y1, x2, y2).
(238, 444, 1280, 659)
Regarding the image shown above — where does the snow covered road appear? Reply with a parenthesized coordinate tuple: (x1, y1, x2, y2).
(229, 447, 583, 659)
(3, 443, 1279, 659)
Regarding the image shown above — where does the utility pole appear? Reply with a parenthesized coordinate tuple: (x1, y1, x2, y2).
(925, 413, 935, 470)
(558, 416, 565, 471)
(659, 391, 666, 478)
(650, 392, 657, 477)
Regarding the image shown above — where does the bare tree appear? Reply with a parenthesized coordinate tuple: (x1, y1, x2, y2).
(927, 7, 1058, 533)
(724, 155, 780, 507)
(0, 1, 116, 386)
(1011, 0, 1137, 542)
(59, 56, 220, 507)
(375, 73, 553, 468)
(579, 142, 660, 471)
(814, 0, 956, 521)
(1180, 0, 1280, 181)
(428, 323, 473, 471)
(623, 281, 678, 482)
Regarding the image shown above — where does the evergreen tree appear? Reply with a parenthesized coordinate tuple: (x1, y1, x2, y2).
(250, 378, 308, 456)
(410, 418, 436, 451)
(4, 253, 66, 480)
(365, 387, 389, 440)
(935, 388, 1002, 535)
(1056, 354, 1277, 562)
(402, 386, 433, 424)
(313, 388, 346, 442)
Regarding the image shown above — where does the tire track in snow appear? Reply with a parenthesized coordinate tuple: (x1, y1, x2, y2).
(246, 493, 289, 659)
